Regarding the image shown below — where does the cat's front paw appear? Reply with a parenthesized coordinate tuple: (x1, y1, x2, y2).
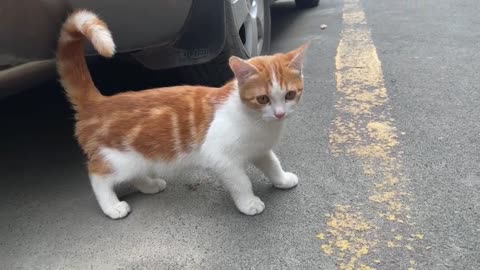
(104, 201, 131, 219)
(236, 196, 265, 216)
(273, 172, 298, 189)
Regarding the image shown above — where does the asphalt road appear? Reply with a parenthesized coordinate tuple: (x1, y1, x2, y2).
(1, 0, 479, 269)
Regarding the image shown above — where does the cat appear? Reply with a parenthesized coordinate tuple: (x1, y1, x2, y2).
(57, 10, 310, 219)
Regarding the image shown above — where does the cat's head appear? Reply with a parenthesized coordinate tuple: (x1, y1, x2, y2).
(229, 43, 310, 121)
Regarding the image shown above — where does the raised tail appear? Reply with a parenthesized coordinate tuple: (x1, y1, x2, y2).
(57, 10, 115, 111)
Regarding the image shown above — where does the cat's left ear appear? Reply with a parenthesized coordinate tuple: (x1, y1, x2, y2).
(287, 42, 311, 74)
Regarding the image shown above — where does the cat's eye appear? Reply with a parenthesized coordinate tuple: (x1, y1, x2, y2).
(285, 90, 297, 100)
(256, 95, 270, 105)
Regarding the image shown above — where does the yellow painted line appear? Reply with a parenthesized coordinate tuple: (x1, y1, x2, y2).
(317, 0, 423, 269)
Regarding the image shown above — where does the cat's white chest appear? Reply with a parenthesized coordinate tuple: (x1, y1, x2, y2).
(241, 123, 282, 155)
(202, 113, 282, 161)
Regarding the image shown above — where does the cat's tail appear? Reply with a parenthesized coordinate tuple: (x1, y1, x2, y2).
(57, 10, 115, 111)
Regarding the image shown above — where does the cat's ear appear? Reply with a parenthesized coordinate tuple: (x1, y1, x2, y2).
(287, 42, 311, 74)
(229, 56, 259, 85)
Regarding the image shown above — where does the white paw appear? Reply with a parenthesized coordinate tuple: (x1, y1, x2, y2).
(274, 172, 299, 189)
(236, 196, 265, 216)
(135, 178, 167, 194)
(104, 201, 131, 219)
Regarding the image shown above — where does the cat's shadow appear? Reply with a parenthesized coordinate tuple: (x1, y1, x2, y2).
(118, 169, 297, 219)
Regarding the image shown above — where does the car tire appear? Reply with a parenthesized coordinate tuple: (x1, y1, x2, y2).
(184, 0, 271, 87)
(295, 0, 320, 9)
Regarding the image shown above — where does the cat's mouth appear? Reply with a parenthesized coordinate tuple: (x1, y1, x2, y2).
(263, 115, 289, 122)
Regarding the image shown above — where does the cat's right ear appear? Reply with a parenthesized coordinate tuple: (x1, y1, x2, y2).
(229, 56, 259, 85)
(287, 42, 311, 74)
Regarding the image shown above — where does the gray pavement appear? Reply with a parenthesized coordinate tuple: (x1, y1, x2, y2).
(1, 0, 479, 269)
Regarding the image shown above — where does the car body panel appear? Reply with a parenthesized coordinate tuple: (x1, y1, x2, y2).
(71, 0, 193, 54)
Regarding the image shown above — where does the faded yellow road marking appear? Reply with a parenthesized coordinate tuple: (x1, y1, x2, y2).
(317, 0, 423, 269)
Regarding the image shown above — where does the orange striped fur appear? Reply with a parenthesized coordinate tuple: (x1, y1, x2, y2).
(77, 84, 235, 174)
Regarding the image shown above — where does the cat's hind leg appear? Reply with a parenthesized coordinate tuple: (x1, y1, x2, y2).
(133, 177, 167, 194)
(90, 174, 131, 219)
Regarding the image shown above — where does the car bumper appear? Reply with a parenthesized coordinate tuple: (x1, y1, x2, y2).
(0, 0, 226, 96)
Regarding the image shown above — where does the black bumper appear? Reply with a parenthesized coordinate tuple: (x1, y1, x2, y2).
(132, 0, 227, 70)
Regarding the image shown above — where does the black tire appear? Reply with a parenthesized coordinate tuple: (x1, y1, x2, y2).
(295, 0, 320, 9)
(184, 1, 271, 87)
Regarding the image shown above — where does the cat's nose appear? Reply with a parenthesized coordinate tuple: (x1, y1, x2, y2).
(274, 112, 285, 119)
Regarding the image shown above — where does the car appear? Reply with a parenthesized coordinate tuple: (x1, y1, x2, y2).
(0, 0, 319, 98)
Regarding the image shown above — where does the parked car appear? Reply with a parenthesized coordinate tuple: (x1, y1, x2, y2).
(0, 0, 319, 98)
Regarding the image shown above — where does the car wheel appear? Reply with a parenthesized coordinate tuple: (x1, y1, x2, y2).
(230, 0, 271, 58)
(185, 0, 271, 86)
(295, 0, 320, 8)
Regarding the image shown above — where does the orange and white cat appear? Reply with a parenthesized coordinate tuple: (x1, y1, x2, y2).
(57, 10, 309, 219)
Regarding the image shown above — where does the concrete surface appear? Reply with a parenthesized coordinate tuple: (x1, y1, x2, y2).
(0, 0, 479, 269)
